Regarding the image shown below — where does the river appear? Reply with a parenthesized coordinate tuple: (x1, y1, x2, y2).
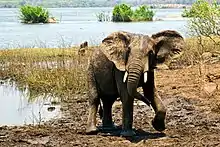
(0, 8, 188, 49)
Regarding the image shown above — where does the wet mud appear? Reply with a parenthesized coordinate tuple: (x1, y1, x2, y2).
(0, 63, 220, 147)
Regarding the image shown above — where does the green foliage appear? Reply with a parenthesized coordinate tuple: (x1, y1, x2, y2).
(182, 0, 220, 18)
(186, 0, 220, 37)
(185, 0, 220, 59)
(132, 5, 155, 21)
(112, 4, 155, 22)
(19, 5, 49, 23)
(112, 4, 133, 22)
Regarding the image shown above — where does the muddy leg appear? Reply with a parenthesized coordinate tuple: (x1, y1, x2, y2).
(115, 70, 135, 137)
(101, 98, 117, 131)
(86, 68, 99, 134)
(120, 91, 136, 137)
(143, 71, 166, 132)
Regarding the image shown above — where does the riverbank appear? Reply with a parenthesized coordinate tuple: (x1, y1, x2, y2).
(0, 61, 219, 146)
(0, 37, 220, 145)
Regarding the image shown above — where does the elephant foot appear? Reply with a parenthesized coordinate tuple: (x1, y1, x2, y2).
(120, 130, 136, 137)
(86, 125, 98, 135)
(101, 123, 119, 132)
(152, 111, 166, 132)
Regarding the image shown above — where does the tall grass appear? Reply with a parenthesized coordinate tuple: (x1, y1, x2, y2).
(0, 47, 94, 100)
(96, 11, 111, 22)
(175, 37, 220, 67)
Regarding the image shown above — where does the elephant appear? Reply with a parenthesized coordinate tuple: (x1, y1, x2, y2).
(86, 30, 184, 137)
(78, 41, 88, 56)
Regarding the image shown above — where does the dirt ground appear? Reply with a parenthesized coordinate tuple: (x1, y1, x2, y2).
(0, 63, 220, 147)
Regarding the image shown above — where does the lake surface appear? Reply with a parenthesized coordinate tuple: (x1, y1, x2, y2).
(0, 81, 61, 126)
(0, 8, 188, 49)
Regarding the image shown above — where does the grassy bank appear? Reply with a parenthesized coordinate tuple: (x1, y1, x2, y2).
(0, 38, 219, 100)
(0, 47, 95, 100)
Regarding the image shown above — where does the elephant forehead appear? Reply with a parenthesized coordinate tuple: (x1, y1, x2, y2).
(130, 35, 155, 52)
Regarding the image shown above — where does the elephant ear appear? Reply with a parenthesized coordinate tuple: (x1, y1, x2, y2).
(151, 30, 185, 63)
(100, 31, 131, 71)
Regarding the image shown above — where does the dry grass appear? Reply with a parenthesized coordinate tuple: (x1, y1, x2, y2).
(0, 47, 95, 100)
(175, 36, 220, 66)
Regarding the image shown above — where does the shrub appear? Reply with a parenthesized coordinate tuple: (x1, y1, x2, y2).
(186, 0, 220, 40)
(112, 4, 133, 22)
(132, 5, 155, 21)
(182, 0, 220, 18)
(180, 0, 220, 66)
(19, 5, 49, 23)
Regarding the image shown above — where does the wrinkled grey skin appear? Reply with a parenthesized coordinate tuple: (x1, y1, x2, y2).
(86, 30, 184, 137)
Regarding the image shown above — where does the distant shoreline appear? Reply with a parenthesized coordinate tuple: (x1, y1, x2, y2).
(0, 4, 191, 9)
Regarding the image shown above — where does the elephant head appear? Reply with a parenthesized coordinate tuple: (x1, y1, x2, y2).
(100, 30, 184, 97)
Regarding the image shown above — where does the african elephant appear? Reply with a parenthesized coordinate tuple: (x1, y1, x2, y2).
(86, 30, 184, 137)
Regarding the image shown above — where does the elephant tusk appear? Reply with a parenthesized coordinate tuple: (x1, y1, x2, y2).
(143, 56, 149, 83)
(144, 72, 148, 83)
(123, 71, 128, 83)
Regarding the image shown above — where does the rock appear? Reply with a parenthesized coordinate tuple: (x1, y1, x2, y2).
(48, 17, 57, 23)
(203, 82, 218, 96)
(24, 136, 50, 145)
(202, 52, 212, 60)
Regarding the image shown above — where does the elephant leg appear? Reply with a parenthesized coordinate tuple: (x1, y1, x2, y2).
(143, 71, 166, 132)
(101, 97, 117, 130)
(120, 91, 136, 136)
(86, 69, 99, 134)
(115, 70, 135, 137)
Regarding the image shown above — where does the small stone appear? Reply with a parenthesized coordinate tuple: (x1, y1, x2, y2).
(172, 86, 177, 89)
(203, 82, 218, 96)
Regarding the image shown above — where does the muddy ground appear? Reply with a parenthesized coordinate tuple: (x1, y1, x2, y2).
(0, 63, 220, 147)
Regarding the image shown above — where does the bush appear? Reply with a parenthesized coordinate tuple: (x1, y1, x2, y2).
(181, 0, 220, 66)
(112, 4, 155, 22)
(132, 5, 155, 21)
(186, 0, 220, 39)
(182, 0, 220, 18)
(112, 4, 133, 22)
(19, 5, 49, 23)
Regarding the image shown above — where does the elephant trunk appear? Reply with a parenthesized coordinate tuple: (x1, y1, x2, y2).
(127, 62, 143, 97)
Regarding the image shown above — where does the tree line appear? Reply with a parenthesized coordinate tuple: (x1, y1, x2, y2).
(1, 0, 220, 8)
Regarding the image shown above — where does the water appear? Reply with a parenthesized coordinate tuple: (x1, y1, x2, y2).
(0, 81, 61, 126)
(0, 8, 188, 49)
